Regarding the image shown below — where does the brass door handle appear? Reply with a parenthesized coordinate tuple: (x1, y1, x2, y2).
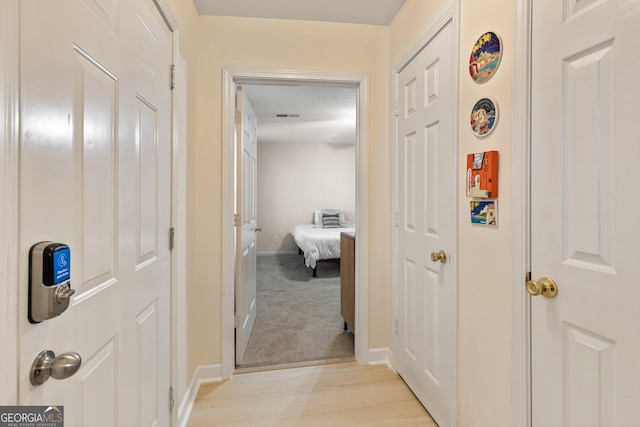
(430, 250, 447, 263)
(253, 226, 262, 232)
(526, 276, 558, 298)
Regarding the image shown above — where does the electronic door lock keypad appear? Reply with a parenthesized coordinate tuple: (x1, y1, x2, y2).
(29, 242, 75, 323)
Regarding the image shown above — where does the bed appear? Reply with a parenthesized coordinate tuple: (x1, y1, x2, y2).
(290, 209, 355, 277)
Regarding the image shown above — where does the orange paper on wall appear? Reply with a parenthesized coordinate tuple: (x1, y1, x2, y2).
(466, 151, 498, 198)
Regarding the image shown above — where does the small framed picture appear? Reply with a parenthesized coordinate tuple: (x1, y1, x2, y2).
(470, 200, 498, 226)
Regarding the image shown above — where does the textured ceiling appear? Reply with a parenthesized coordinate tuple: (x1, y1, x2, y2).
(242, 84, 357, 145)
(193, 0, 406, 26)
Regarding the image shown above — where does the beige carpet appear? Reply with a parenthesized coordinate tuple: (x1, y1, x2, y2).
(237, 254, 354, 369)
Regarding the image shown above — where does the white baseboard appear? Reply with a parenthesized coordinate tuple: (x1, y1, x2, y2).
(177, 364, 223, 427)
(257, 250, 298, 256)
(367, 347, 393, 371)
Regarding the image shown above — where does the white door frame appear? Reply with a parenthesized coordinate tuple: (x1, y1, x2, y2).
(171, 47, 191, 426)
(511, 0, 533, 426)
(151, 2, 186, 425)
(0, 0, 19, 406)
(391, 2, 459, 424)
(221, 67, 370, 378)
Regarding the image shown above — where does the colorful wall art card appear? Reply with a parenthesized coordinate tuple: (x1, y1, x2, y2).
(469, 31, 502, 83)
(466, 151, 499, 198)
(470, 200, 498, 226)
(470, 98, 498, 137)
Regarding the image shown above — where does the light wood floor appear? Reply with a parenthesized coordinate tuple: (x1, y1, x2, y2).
(187, 362, 438, 426)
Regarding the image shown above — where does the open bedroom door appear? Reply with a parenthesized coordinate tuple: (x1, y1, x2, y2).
(235, 86, 259, 364)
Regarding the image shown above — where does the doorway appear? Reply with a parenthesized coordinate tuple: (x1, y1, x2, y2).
(236, 83, 357, 370)
(220, 68, 370, 378)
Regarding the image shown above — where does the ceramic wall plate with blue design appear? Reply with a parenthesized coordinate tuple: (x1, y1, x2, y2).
(470, 98, 498, 137)
(469, 32, 502, 83)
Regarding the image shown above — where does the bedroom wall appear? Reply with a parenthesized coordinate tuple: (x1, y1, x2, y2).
(194, 16, 390, 367)
(256, 141, 356, 254)
(390, 1, 514, 426)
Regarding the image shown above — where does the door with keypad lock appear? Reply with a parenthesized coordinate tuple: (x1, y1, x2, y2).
(18, 0, 174, 423)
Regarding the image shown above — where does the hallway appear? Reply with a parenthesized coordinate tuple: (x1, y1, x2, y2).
(187, 362, 437, 426)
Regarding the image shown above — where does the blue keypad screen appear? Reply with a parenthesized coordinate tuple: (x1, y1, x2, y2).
(52, 247, 70, 284)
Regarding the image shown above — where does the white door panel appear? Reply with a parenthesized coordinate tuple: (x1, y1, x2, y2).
(19, 0, 172, 425)
(394, 20, 455, 427)
(531, 0, 640, 425)
(235, 87, 258, 364)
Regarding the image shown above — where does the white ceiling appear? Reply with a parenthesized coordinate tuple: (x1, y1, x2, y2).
(242, 84, 357, 145)
(193, 0, 406, 26)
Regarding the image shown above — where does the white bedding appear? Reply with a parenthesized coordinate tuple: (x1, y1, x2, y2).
(290, 224, 355, 269)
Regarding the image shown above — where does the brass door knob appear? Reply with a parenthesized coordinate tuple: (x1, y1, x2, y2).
(526, 276, 558, 298)
(254, 226, 262, 232)
(430, 250, 448, 263)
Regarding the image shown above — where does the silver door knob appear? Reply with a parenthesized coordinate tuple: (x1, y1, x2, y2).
(30, 350, 82, 386)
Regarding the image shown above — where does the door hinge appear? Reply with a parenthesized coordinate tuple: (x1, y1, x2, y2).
(394, 211, 399, 227)
(395, 318, 399, 335)
(235, 110, 241, 125)
(234, 214, 241, 227)
(170, 64, 175, 90)
(169, 386, 175, 412)
(394, 101, 399, 117)
(234, 314, 241, 328)
(169, 227, 175, 250)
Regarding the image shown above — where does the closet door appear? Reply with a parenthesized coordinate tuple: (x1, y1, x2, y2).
(394, 19, 456, 427)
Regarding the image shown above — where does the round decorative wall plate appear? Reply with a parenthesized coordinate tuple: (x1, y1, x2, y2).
(469, 32, 502, 83)
(470, 98, 498, 137)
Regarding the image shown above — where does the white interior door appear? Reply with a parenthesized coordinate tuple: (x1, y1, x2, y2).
(19, 0, 173, 425)
(235, 86, 258, 365)
(394, 20, 456, 427)
(531, 1, 640, 425)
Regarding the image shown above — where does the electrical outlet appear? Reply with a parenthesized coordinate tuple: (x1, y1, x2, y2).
(273, 235, 278, 242)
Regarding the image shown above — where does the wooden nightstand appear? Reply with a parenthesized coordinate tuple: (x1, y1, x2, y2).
(340, 231, 355, 334)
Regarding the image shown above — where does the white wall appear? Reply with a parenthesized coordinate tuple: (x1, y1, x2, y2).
(256, 142, 356, 254)
(457, 2, 514, 425)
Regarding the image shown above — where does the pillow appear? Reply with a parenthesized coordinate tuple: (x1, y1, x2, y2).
(314, 209, 347, 228)
(322, 213, 341, 228)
